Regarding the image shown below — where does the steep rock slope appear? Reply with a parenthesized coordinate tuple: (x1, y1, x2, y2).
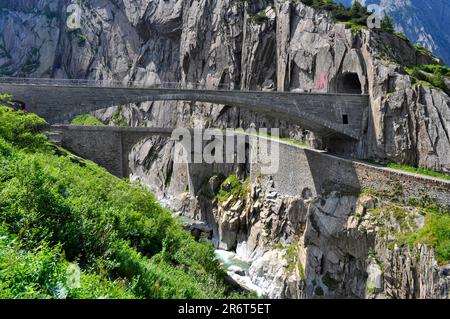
(202, 175, 449, 299)
(337, 0, 450, 64)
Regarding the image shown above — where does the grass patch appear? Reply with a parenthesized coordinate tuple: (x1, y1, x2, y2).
(366, 200, 449, 266)
(285, 243, 305, 279)
(71, 114, 104, 126)
(395, 32, 410, 43)
(279, 137, 306, 147)
(366, 283, 377, 295)
(250, 8, 270, 25)
(398, 208, 450, 265)
(385, 163, 450, 181)
(364, 159, 450, 181)
(252, 131, 307, 148)
(414, 45, 434, 58)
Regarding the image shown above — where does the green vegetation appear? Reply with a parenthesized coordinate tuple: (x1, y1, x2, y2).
(0, 99, 230, 299)
(251, 8, 270, 25)
(405, 64, 450, 91)
(414, 44, 434, 57)
(251, 130, 307, 148)
(284, 243, 305, 279)
(279, 137, 306, 147)
(295, 0, 447, 66)
(295, 0, 389, 32)
(385, 162, 450, 181)
(217, 175, 250, 207)
(387, 205, 450, 265)
(402, 209, 450, 265)
(112, 108, 128, 126)
(248, 0, 395, 33)
(71, 114, 104, 126)
(380, 15, 395, 34)
(77, 34, 87, 47)
(366, 283, 377, 295)
(0, 94, 47, 150)
(0, 227, 135, 299)
(387, 163, 450, 181)
(364, 159, 450, 181)
(394, 32, 409, 43)
(364, 191, 449, 265)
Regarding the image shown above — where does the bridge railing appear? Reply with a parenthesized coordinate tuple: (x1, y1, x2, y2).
(0, 77, 243, 91)
(0, 77, 375, 96)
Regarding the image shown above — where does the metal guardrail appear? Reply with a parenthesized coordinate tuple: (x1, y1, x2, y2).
(0, 77, 243, 91)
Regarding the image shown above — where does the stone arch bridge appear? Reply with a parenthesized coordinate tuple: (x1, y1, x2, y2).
(0, 78, 369, 140)
(46, 124, 450, 209)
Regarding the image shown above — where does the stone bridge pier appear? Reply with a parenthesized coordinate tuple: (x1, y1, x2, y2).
(47, 125, 450, 208)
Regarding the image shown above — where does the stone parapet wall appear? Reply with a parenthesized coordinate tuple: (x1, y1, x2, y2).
(54, 125, 450, 208)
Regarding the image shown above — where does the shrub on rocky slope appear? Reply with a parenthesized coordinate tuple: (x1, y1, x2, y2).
(0, 102, 228, 299)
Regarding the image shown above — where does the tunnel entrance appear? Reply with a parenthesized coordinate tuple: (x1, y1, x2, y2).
(337, 73, 362, 94)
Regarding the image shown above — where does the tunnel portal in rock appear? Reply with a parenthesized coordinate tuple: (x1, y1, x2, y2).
(337, 73, 362, 94)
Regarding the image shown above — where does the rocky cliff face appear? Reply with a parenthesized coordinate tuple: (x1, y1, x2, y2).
(202, 175, 449, 299)
(1, 0, 449, 299)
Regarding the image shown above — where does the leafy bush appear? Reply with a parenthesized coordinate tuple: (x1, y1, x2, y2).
(0, 103, 228, 299)
(0, 226, 135, 299)
(0, 95, 47, 150)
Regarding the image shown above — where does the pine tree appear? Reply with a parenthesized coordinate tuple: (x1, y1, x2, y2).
(381, 15, 395, 33)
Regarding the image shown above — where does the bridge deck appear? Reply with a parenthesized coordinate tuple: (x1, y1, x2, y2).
(0, 78, 369, 140)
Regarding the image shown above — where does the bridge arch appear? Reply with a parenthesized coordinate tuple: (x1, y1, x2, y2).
(0, 79, 369, 140)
